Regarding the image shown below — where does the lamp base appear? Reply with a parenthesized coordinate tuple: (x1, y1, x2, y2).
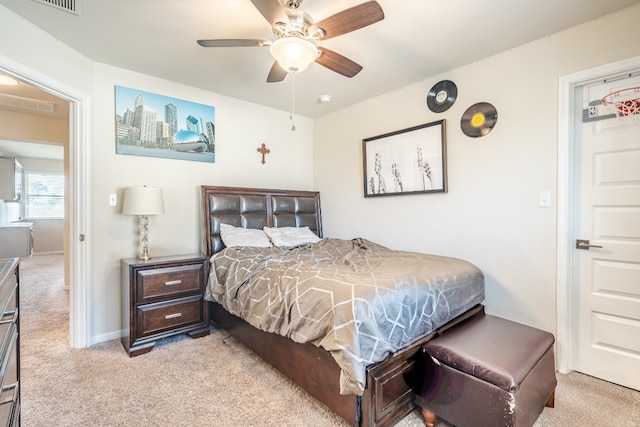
(139, 246, 152, 261)
(137, 215, 152, 261)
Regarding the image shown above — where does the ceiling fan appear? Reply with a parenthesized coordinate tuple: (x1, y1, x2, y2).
(197, 0, 385, 83)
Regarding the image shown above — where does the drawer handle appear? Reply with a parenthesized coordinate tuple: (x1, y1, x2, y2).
(164, 280, 182, 286)
(0, 309, 17, 324)
(165, 313, 182, 320)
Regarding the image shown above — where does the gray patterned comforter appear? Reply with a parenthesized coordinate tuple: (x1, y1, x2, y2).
(205, 238, 484, 395)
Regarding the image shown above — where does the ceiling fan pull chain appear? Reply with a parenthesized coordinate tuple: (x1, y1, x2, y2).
(290, 71, 296, 131)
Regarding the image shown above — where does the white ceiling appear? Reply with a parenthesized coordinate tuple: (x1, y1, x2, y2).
(0, 139, 63, 160)
(1, 0, 639, 119)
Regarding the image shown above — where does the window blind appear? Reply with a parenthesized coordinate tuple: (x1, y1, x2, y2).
(24, 171, 64, 219)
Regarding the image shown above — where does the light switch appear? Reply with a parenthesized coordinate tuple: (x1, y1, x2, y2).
(539, 191, 551, 208)
(109, 193, 117, 206)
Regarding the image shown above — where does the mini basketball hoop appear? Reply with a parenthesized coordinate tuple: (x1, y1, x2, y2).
(601, 86, 640, 120)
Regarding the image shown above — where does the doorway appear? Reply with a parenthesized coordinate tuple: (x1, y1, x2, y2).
(0, 55, 89, 348)
(557, 55, 640, 390)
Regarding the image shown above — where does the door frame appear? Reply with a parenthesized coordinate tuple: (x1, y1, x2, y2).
(0, 54, 91, 348)
(556, 54, 640, 373)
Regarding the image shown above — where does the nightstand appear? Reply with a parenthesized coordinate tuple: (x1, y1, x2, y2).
(121, 254, 210, 357)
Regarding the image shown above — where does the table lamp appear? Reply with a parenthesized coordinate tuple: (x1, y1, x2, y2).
(122, 186, 164, 261)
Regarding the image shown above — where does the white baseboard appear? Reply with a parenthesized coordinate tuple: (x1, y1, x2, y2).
(91, 330, 122, 346)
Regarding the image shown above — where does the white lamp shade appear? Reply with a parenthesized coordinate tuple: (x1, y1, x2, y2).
(270, 36, 318, 73)
(122, 186, 165, 215)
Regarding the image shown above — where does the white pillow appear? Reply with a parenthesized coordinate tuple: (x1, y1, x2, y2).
(219, 223, 272, 248)
(263, 226, 321, 248)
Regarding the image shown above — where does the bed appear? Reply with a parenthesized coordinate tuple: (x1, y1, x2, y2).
(200, 185, 485, 427)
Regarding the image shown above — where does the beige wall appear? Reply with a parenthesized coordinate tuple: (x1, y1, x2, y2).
(0, 6, 78, 290)
(314, 5, 640, 335)
(1, 5, 315, 343)
(89, 63, 315, 340)
(3, 3, 640, 345)
(29, 220, 63, 253)
(0, 109, 68, 143)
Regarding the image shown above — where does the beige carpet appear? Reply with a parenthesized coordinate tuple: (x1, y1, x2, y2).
(18, 254, 640, 426)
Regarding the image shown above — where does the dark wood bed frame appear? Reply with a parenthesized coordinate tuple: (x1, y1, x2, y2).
(200, 185, 483, 427)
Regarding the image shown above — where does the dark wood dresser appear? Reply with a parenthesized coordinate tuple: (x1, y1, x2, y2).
(0, 258, 20, 426)
(121, 254, 210, 357)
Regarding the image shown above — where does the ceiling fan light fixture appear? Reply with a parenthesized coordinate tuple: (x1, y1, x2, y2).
(270, 36, 318, 73)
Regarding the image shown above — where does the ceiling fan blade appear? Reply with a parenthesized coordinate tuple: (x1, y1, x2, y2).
(316, 47, 363, 78)
(267, 61, 288, 83)
(250, 0, 288, 25)
(311, 1, 384, 40)
(197, 39, 271, 48)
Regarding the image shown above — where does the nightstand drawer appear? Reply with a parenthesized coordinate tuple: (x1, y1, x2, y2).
(137, 295, 203, 337)
(137, 263, 204, 302)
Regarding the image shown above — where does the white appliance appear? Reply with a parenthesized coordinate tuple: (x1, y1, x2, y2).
(0, 222, 33, 258)
(4, 201, 21, 223)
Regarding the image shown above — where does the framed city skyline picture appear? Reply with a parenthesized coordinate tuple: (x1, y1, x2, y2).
(363, 119, 447, 197)
(114, 85, 215, 163)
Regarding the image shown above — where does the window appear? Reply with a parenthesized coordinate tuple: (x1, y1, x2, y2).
(24, 171, 64, 219)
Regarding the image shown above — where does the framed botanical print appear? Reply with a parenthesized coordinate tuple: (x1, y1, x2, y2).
(363, 120, 447, 197)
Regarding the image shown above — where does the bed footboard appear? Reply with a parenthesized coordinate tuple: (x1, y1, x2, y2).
(210, 300, 484, 427)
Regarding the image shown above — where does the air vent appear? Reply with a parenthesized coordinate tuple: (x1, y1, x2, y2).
(32, 0, 81, 15)
(0, 93, 56, 114)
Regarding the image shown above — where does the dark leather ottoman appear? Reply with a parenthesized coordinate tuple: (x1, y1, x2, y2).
(415, 313, 556, 427)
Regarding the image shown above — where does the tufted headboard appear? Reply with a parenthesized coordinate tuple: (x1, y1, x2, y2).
(200, 185, 323, 257)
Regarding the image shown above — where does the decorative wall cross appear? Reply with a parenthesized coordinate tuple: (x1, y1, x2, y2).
(257, 143, 270, 164)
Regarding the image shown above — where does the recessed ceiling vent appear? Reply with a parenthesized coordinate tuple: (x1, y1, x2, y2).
(32, 0, 81, 15)
(0, 93, 56, 115)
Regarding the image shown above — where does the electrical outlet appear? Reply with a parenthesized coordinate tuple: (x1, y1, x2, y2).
(109, 193, 117, 206)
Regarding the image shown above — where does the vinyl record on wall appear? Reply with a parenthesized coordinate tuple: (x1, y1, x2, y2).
(460, 102, 498, 137)
(427, 80, 458, 113)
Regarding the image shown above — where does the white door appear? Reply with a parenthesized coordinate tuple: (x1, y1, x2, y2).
(573, 74, 640, 390)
